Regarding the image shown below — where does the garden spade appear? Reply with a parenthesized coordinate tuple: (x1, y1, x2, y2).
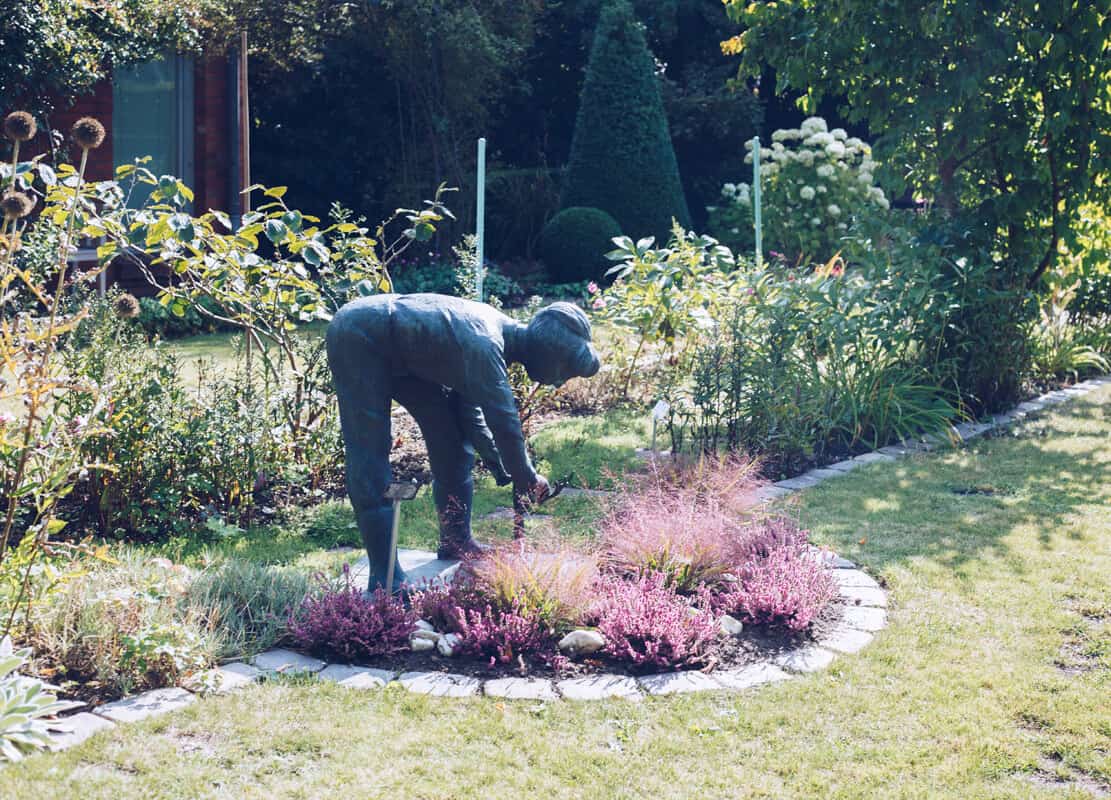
(384, 481, 419, 592)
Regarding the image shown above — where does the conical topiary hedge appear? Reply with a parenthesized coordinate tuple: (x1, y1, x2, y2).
(561, 0, 691, 242)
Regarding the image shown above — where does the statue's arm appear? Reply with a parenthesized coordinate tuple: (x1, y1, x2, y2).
(455, 398, 512, 486)
(467, 352, 537, 490)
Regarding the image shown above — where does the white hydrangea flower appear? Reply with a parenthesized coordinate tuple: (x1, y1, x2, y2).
(825, 141, 846, 158)
(804, 132, 835, 147)
(801, 116, 828, 135)
(831, 128, 847, 141)
(799, 186, 816, 200)
(827, 204, 841, 217)
(816, 164, 835, 178)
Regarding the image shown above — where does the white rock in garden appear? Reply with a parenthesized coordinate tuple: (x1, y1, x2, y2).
(558, 629, 606, 658)
(719, 615, 745, 637)
(437, 633, 461, 657)
(410, 636, 435, 652)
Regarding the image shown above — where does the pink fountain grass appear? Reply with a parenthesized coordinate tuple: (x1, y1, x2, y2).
(592, 571, 718, 670)
(598, 454, 766, 593)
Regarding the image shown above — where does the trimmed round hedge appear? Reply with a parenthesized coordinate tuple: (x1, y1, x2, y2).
(539, 206, 622, 283)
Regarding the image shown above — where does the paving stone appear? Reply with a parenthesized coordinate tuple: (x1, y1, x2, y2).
(398, 671, 482, 698)
(48, 712, 115, 751)
(774, 646, 836, 673)
(95, 687, 196, 723)
(709, 662, 790, 691)
(818, 625, 875, 655)
(840, 605, 888, 632)
(483, 677, 558, 701)
(185, 662, 260, 693)
(638, 671, 721, 696)
(826, 459, 862, 473)
(252, 648, 326, 675)
(806, 468, 847, 481)
(853, 451, 896, 464)
(832, 569, 881, 590)
(839, 585, 888, 607)
(754, 485, 794, 503)
(775, 474, 822, 491)
(557, 674, 642, 701)
(318, 664, 395, 689)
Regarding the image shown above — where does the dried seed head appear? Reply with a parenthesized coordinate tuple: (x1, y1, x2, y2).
(3, 111, 37, 142)
(114, 292, 141, 319)
(0, 191, 34, 220)
(71, 117, 106, 150)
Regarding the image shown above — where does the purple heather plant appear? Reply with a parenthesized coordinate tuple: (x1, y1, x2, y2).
(717, 518, 837, 631)
(592, 571, 718, 671)
(289, 577, 416, 662)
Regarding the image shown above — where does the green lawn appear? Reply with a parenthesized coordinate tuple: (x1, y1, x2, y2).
(4, 389, 1109, 798)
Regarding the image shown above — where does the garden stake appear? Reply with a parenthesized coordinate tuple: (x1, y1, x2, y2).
(384, 481, 418, 591)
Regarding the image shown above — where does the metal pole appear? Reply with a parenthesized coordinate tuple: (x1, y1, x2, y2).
(476, 137, 486, 302)
(385, 499, 401, 593)
(752, 136, 762, 269)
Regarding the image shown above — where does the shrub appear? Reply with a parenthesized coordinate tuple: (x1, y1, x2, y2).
(538, 206, 621, 283)
(288, 577, 415, 663)
(182, 560, 312, 660)
(716, 519, 837, 631)
(0, 636, 82, 763)
(452, 602, 563, 669)
(592, 572, 717, 671)
(709, 117, 890, 266)
(465, 541, 599, 632)
(597, 457, 761, 594)
(561, 0, 690, 241)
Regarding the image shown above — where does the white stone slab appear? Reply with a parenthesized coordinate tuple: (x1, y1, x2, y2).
(774, 646, 836, 673)
(853, 452, 896, 464)
(252, 648, 326, 675)
(707, 662, 790, 691)
(832, 569, 881, 590)
(839, 586, 888, 607)
(483, 677, 558, 701)
(637, 671, 721, 696)
(557, 674, 642, 701)
(49, 712, 115, 750)
(818, 625, 875, 654)
(318, 664, 395, 689)
(95, 687, 195, 723)
(840, 605, 888, 632)
(775, 474, 822, 491)
(398, 671, 482, 698)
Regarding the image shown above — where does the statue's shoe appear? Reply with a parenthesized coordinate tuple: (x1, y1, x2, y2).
(437, 536, 489, 561)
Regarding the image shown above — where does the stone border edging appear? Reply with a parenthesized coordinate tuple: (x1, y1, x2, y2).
(41, 375, 1109, 750)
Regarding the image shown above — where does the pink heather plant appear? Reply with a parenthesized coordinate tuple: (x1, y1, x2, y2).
(599, 455, 763, 593)
(592, 571, 718, 670)
(289, 581, 416, 662)
(717, 518, 837, 631)
(453, 601, 565, 669)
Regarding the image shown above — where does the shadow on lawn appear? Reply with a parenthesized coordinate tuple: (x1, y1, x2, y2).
(799, 395, 1111, 576)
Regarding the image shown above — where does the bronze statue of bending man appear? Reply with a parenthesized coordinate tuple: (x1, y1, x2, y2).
(326, 293, 600, 592)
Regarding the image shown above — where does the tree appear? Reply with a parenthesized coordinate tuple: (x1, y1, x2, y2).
(562, 0, 690, 240)
(723, 0, 1110, 289)
(0, 0, 200, 115)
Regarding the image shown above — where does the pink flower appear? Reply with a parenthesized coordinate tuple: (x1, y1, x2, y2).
(591, 297, 606, 310)
(587, 281, 600, 295)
